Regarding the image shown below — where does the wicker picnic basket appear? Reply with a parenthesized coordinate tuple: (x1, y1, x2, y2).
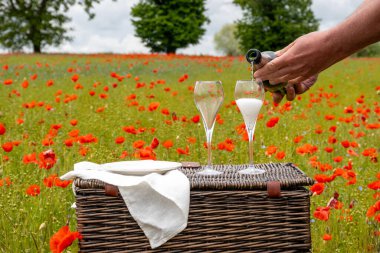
(74, 163, 315, 252)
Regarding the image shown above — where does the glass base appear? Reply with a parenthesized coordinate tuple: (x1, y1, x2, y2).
(238, 165, 265, 175)
(196, 167, 223, 176)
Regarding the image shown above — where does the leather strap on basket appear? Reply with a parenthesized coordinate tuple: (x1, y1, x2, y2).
(267, 181, 281, 198)
(105, 184, 119, 197)
(181, 162, 201, 168)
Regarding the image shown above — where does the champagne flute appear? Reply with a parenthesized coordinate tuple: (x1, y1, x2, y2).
(194, 81, 224, 175)
(235, 79, 265, 175)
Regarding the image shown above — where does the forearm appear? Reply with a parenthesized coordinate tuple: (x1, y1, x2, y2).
(326, 0, 380, 61)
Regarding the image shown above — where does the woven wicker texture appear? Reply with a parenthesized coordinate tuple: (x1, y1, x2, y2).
(181, 163, 314, 190)
(75, 163, 313, 252)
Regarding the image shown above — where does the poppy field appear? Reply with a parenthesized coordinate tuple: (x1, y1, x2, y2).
(0, 53, 379, 252)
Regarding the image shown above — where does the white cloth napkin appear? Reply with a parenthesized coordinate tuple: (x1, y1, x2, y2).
(60, 161, 190, 249)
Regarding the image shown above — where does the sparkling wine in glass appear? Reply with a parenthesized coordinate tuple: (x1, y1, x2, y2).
(235, 79, 265, 175)
(194, 81, 224, 175)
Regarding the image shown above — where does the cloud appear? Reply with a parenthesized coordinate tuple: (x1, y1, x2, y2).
(0, 0, 364, 55)
(312, 0, 363, 30)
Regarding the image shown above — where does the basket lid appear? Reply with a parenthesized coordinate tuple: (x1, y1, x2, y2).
(180, 163, 314, 190)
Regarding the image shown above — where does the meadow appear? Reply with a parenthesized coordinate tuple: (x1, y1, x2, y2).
(0, 53, 379, 252)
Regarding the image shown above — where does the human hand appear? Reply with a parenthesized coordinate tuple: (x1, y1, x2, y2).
(271, 75, 318, 104)
(254, 30, 338, 85)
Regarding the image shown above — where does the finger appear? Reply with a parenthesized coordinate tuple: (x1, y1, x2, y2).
(275, 41, 295, 57)
(293, 83, 306, 94)
(301, 75, 318, 89)
(273, 92, 285, 104)
(286, 85, 296, 101)
(268, 74, 292, 85)
(254, 58, 286, 80)
(288, 76, 306, 85)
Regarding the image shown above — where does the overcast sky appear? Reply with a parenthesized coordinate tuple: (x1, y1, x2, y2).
(1, 0, 363, 55)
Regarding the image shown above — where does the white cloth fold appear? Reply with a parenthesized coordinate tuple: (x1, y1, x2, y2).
(61, 161, 190, 249)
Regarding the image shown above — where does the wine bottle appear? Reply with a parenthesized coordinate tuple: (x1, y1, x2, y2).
(246, 49, 287, 94)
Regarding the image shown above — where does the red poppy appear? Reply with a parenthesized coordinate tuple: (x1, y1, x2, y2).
(324, 115, 335, 120)
(30, 74, 37, 80)
(43, 174, 72, 188)
(362, 148, 377, 158)
(328, 136, 337, 144)
(50, 225, 82, 253)
(366, 123, 380, 129)
(26, 185, 41, 196)
(265, 146, 277, 156)
(120, 151, 129, 159)
(356, 95, 364, 104)
(78, 134, 97, 144)
(329, 126, 337, 132)
(187, 137, 197, 144)
(315, 125, 323, 134)
(314, 174, 336, 183)
(23, 153, 37, 164)
(148, 102, 160, 111)
(64, 139, 74, 147)
(323, 234, 332, 241)
(344, 106, 354, 113)
(134, 147, 156, 160)
(161, 108, 170, 115)
(0, 123, 6, 135)
(177, 146, 190, 155)
(266, 117, 279, 128)
(21, 80, 29, 88)
(296, 143, 318, 155)
(69, 119, 78, 126)
(71, 74, 79, 82)
(115, 136, 125, 144)
(368, 181, 380, 190)
(341, 140, 350, 148)
(310, 183, 324, 195)
(2, 142, 13, 152)
(46, 80, 54, 87)
(3, 79, 13, 85)
(217, 139, 235, 152)
(163, 140, 173, 149)
(38, 150, 57, 170)
(0, 177, 12, 187)
(324, 147, 334, 153)
(133, 140, 145, 149)
(150, 137, 159, 149)
(347, 149, 359, 157)
(314, 206, 330, 221)
(293, 136, 303, 143)
(366, 201, 380, 217)
(191, 115, 200, 123)
(275, 151, 286, 160)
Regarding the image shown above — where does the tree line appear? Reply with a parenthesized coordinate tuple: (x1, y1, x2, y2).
(0, 0, 378, 56)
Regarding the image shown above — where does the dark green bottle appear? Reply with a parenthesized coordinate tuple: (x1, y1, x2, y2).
(246, 49, 287, 95)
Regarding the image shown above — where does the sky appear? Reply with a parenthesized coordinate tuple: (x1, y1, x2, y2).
(1, 0, 363, 55)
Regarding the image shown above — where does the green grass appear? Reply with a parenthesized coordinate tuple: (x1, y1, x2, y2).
(0, 54, 379, 252)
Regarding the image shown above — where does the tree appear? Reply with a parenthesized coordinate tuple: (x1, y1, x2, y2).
(0, 0, 108, 53)
(234, 0, 319, 52)
(354, 42, 380, 57)
(131, 0, 209, 54)
(214, 24, 242, 56)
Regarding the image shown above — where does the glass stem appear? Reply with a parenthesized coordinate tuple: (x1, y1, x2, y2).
(247, 128, 254, 167)
(206, 128, 213, 168)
